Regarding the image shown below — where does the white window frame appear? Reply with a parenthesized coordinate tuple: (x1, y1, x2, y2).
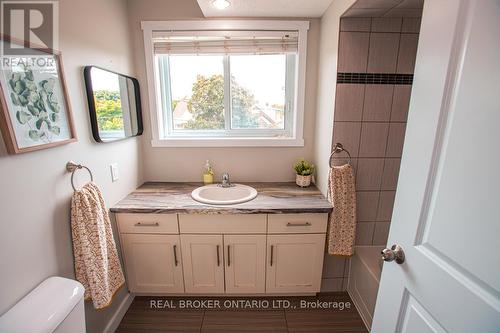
(141, 20, 309, 147)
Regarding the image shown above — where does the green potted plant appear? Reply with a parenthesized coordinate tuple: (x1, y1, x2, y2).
(294, 159, 315, 187)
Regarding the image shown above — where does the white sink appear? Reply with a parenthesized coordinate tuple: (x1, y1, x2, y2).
(191, 184, 258, 205)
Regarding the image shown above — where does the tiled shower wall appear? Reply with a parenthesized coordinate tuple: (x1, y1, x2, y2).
(321, 16, 421, 292)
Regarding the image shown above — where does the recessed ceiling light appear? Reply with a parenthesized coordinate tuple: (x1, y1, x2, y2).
(212, 0, 230, 10)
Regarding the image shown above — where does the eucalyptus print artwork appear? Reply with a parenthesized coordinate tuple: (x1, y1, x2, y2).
(0, 44, 76, 154)
(9, 65, 63, 143)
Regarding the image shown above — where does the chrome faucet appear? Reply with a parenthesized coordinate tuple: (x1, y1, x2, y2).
(220, 173, 233, 188)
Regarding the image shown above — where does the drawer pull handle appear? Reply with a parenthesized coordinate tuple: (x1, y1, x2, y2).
(173, 245, 179, 266)
(270, 245, 274, 266)
(286, 222, 311, 227)
(134, 222, 159, 227)
(216, 245, 221, 266)
(227, 245, 231, 267)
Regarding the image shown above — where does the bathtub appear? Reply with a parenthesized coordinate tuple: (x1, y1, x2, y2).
(347, 246, 384, 331)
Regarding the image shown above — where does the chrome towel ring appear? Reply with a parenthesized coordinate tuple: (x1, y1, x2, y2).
(329, 143, 352, 167)
(66, 161, 93, 191)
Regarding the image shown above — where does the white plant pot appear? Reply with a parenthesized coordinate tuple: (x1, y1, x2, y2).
(296, 174, 312, 187)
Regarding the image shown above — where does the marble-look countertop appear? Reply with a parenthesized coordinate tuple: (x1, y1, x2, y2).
(110, 182, 332, 214)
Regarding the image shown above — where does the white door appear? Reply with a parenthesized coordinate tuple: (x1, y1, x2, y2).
(180, 234, 224, 293)
(266, 234, 325, 293)
(121, 234, 184, 293)
(224, 234, 266, 294)
(372, 0, 500, 332)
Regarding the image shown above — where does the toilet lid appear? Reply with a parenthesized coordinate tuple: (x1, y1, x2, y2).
(0, 277, 84, 333)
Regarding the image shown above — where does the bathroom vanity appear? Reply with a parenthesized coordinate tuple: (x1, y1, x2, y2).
(111, 182, 332, 295)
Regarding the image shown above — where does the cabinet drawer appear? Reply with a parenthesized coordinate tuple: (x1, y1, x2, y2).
(179, 214, 266, 234)
(268, 213, 328, 234)
(116, 213, 179, 234)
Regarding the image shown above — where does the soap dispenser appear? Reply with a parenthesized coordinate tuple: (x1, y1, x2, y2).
(203, 160, 214, 185)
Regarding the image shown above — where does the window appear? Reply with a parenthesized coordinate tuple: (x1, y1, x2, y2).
(142, 21, 309, 147)
(158, 53, 294, 134)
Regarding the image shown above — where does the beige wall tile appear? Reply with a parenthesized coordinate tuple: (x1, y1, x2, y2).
(397, 0, 424, 9)
(402, 17, 422, 33)
(381, 158, 402, 190)
(356, 158, 384, 190)
(342, 277, 349, 291)
(363, 85, 394, 121)
(391, 85, 412, 122)
(367, 33, 400, 73)
(386, 123, 407, 157)
(334, 84, 365, 121)
(397, 33, 419, 73)
(377, 191, 396, 221)
(373, 222, 391, 245)
(344, 8, 389, 17)
(352, 0, 401, 9)
(359, 123, 390, 157)
(331, 158, 358, 171)
(338, 32, 370, 72)
(371, 18, 402, 32)
(322, 255, 346, 278)
(344, 258, 351, 276)
(355, 222, 375, 245)
(340, 18, 371, 32)
(321, 278, 344, 292)
(357, 191, 380, 221)
(332, 122, 362, 157)
(384, 8, 422, 17)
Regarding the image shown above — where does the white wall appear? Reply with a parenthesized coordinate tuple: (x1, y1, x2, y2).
(0, 0, 142, 332)
(314, 0, 356, 293)
(0, 0, 356, 329)
(127, 0, 320, 182)
(314, 0, 356, 195)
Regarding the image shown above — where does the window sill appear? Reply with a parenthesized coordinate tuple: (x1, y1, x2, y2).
(151, 137, 304, 148)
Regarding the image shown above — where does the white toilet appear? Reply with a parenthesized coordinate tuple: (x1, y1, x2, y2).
(0, 277, 86, 333)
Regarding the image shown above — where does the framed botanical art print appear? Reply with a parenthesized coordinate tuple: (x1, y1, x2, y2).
(0, 35, 77, 154)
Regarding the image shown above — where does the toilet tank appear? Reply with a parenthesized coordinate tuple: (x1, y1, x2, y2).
(0, 277, 85, 333)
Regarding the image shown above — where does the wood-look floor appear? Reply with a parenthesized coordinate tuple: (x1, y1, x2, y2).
(117, 293, 368, 333)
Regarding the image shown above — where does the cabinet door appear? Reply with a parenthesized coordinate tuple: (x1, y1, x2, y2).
(266, 234, 325, 293)
(121, 234, 184, 293)
(180, 234, 224, 293)
(224, 235, 266, 294)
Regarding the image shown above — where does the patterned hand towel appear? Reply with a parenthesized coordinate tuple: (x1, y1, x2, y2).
(71, 182, 125, 309)
(327, 164, 357, 256)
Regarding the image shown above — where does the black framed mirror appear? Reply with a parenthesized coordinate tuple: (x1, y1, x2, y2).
(84, 66, 143, 142)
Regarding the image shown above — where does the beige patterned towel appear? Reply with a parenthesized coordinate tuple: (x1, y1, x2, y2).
(71, 182, 125, 309)
(327, 164, 357, 256)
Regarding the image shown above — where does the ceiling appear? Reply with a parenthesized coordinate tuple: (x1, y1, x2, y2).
(196, 0, 335, 18)
(343, 0, 424, 18)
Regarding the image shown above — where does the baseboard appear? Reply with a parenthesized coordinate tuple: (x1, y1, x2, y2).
(347, 289, 371, 332)
(102, 293, 134, 333)
(132, 292, 318, 297)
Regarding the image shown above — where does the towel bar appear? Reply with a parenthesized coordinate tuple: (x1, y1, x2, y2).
(329, 143, 352, 167)
(66, 161, 93, 191)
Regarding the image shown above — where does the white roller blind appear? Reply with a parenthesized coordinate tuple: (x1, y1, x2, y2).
(153, 30, 299, 55)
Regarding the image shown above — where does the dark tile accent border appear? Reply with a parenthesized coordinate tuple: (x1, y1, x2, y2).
(337, 72, 413, 85)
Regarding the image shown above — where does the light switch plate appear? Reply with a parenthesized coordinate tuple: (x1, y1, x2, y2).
(110, 163, 119, 182)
